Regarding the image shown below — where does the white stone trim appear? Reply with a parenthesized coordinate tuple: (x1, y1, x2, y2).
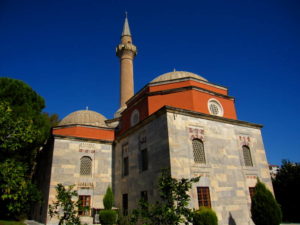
(207, 98, 224, 117)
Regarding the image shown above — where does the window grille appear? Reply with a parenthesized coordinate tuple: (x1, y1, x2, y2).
(192, 139, 206, 164)
(80, 156, 92, 176)
(242, 145, 253, 166)
(197, 187, 211, 208)
(78, 195, 91, 216)
(209, 104, 219, 115)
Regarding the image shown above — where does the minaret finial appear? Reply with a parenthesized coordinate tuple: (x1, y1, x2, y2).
(122, 12, 131, 36)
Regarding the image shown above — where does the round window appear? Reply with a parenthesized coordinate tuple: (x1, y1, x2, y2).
(130, 109, 140, 126)
(208, 99, 223, 116)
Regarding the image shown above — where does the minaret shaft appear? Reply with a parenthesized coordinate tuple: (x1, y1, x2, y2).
(120, 55, 134, 106)
(116, 16, 137, 108)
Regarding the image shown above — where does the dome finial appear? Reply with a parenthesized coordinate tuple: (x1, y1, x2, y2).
(122, 12, 131, 36)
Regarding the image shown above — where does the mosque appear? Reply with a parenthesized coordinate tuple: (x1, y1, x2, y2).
(33, 16, 273, 225)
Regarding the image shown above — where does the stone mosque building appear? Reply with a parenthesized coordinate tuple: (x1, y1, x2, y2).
(33, 16, 273, 225)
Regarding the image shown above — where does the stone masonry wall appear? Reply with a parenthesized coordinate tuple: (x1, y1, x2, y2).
(114, 113, 170, 213)
(166, 112, 272, 225)
(46, 137, 112, 225)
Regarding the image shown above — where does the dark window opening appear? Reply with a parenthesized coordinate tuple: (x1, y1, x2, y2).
(141, 149, 148, 171)
(249, 187, 255, 200)
(122, 194, 128, 216)
(79, 195, 91, 216)
(197, 187, 211, 208)
(123, 157, 129, 176)
(141, 190, 148, 202)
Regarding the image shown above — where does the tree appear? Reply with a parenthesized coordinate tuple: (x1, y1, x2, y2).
(0, 78, 52, 219)
(193, 207, 218, 225)
(0, 159, 41, 219)
(132, 169, 200, 225)
(48, 184, 84, 225)
(100, 186, 117, 225)
(251, 180, 282, 225)
(272, 160, 300, 222)
(0, 78, 52, 170)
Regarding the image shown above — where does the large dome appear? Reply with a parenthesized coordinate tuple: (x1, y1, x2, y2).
(150, 71, 207, 83)
(59, 110, 107, 127)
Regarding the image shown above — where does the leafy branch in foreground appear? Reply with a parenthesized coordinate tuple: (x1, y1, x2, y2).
(49, 184, 87, 225)
(132, 169, 200, 225)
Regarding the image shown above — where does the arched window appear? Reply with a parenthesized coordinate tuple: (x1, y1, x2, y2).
(242, 145, 253, 167)
(80, 156, 92, 176)
(192, 139, 206, 164)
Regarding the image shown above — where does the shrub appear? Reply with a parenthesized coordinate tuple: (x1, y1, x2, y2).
(104, 186, 114, 210)
(193, 207, 218, 225)
(99, 210, 117, 225)
(251, 180, 282, 225)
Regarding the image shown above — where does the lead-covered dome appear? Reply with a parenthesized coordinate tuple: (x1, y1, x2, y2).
(150, 71, 207, 83)
(59, 110, 107, 127)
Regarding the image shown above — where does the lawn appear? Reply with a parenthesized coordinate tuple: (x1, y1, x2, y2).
(0, 221, 25, 225)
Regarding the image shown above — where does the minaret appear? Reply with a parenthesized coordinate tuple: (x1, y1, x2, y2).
(116, 13, 137, 109)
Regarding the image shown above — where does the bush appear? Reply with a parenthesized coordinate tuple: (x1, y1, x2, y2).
(99, 210, 117, 225)
(251, 180, 282, 225)
(193, 207, 218, 225)
(104, 186, 114, 210)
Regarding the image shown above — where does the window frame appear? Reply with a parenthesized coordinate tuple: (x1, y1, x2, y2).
(78, 195, 91, 216)
(197, 187, 211, 208)
(249, 187, 255, 200)
(207, 98, 224, 116)
(192, 138, 206, 164)
(80, 156, 92, 176)
(242, 145, 253, 167)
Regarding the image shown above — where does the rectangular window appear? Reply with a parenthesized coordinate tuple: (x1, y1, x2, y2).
(79, 195, 91, 216)
(141, 149, 148, 171)
(249, 187, 255, 200)
(122, 144, 129, 177)
(197, 187, 211, 208)
(122, 194, 128, 216)
(141, 190, 148, 202)
(123, 157, 129, 176)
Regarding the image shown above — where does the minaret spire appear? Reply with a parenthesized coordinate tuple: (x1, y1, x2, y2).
(122, 12, 131, 36)
(116, 13, 137, 113)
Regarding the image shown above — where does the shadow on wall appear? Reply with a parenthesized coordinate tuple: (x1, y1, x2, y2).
(228, 212, 237, 225)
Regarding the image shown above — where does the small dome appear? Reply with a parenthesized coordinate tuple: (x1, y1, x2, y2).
(59, 110, 107, 127)
(151, 71, 207, 83)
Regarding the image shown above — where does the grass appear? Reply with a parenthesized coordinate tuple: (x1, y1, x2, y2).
(0, 220, 26, 225)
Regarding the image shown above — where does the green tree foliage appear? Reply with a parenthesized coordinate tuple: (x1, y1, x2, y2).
(0, 78, 53, 219)
(48, 184, 84, 225)
(100, 186, 117, 225)
(103, 186, 114, 210)
(0, 159, 41, 219)
(193, 207, 218, 225)
(272, 160, 300, 222)
(132, 169, 200, 225)
(251, 180, 282, 225)
(0, 78, 51, 149)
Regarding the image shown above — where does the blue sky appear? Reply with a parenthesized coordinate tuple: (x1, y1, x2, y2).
(0, 0, 299, 165)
